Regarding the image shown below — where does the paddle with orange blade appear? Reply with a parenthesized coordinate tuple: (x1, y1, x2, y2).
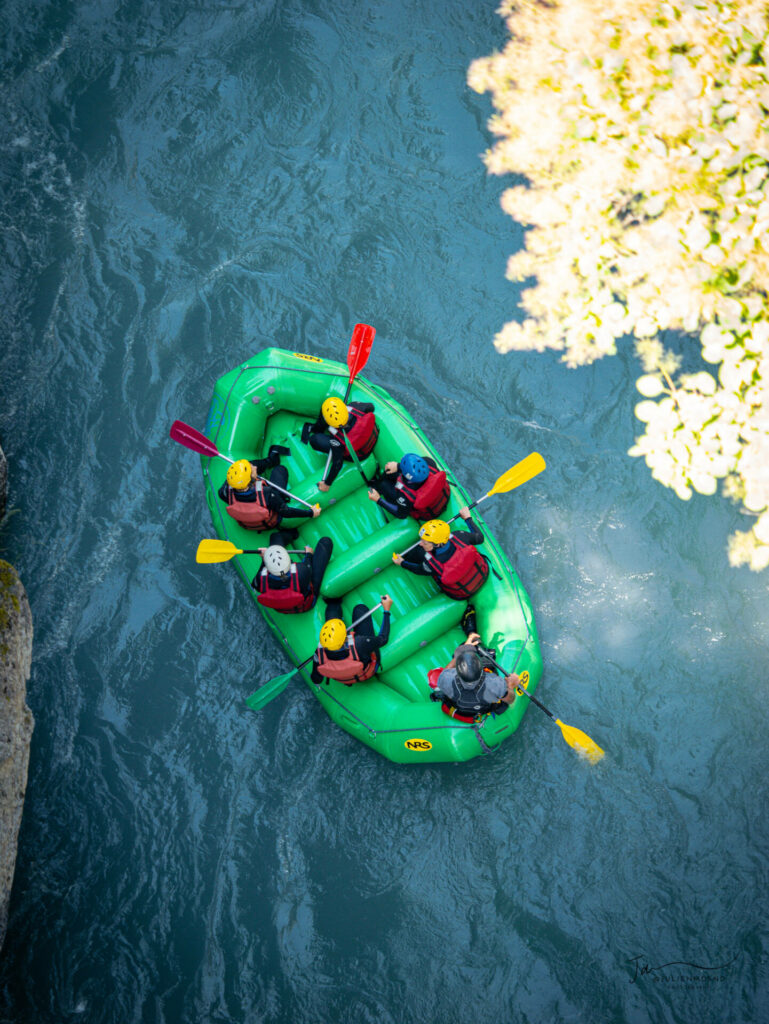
(169, 420, 318, 510)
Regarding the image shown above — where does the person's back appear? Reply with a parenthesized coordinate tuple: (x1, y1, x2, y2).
(312, 596, 393, 684)
(367, 453, 448, 521)
(251, 539, 333, 614)
(302, 397, 378, 491)
(434, 644, 518, 720)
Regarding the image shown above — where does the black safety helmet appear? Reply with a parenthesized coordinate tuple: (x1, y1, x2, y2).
(455, 648, 483, 687)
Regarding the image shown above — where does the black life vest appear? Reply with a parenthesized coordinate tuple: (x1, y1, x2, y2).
(438, 669, 501, 722)
(315, 637, 378, 683)
(255, 565, 314, 613)
(397, 465, 450, 520)
(425, 535, 489, 599)
(226, 483, 280, 531)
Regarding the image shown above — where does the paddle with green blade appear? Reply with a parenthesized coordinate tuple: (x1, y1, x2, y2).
(245, 601, 384, 711)
(196, 539, 307, 564)
(393, 452, 546, 561)
(487, 656, 605, 764)
(169, 419, 318, 510)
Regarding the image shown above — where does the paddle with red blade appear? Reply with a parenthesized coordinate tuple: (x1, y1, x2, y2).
(321, 322, 376, 484)
(344, 322, 375, 401)
(169, 420, 317, 509)
(169, 420, 222, 460)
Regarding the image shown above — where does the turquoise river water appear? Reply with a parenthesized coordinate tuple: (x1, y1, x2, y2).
(1, 2, 768, 1022)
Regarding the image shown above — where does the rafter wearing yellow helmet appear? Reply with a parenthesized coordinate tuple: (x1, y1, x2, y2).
(312, 596, 394, 685)
(217, 445, 321, 531)
(393, 506, 490, 601)
(300, 395, 379, 491)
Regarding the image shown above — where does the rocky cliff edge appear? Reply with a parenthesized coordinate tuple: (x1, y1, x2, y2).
(0, 443, 34, 953)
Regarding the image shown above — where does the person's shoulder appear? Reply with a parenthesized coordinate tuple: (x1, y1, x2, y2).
(482, 672, 506, 699)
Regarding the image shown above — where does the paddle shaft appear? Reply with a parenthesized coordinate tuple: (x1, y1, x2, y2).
(321, 424, 370, 487)
(487, 657, 554, 720)
(169, 420, 316, 509)
(242, 548, 307, 555)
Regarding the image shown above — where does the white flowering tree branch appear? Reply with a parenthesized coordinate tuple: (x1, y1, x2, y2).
(469, 0, 769, 570)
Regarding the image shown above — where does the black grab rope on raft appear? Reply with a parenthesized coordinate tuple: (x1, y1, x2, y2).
(472, 724, 494, 755)
(316, 682, 496, 741)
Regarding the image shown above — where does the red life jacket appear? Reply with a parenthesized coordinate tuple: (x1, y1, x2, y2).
(226, 484, 280, 531)
(425, 535, 489, 599)
(397, 466, 450, 520)
(315, 637, 378, 684)
(341, 409, 379, 460)
(255, 566, 314, 614)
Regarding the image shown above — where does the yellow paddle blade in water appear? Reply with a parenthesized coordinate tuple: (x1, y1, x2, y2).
(556, 719, 605, 764)
(195, 539, 243, 563)
(488, 452, 546, 496)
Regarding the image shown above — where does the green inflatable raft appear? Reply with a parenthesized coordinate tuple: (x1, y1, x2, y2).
(201, 346, 543, 764)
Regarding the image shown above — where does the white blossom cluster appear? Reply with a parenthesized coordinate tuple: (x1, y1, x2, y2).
(469, 0, 769, 569)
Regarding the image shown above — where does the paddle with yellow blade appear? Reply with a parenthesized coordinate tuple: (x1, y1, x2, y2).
(393, 452, 546, 561)
(196, 539, 306, 564)
(487, 657, 604, 764)
(245, 602, 384, 711)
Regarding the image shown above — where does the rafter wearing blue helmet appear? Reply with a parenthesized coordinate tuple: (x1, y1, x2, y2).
(366, 452, 449, 520)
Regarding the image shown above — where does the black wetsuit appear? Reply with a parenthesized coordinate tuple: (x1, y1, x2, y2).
(311, 601, 391, 684)
(306, 402, 375, 486)
(371, 457, 438, 519)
